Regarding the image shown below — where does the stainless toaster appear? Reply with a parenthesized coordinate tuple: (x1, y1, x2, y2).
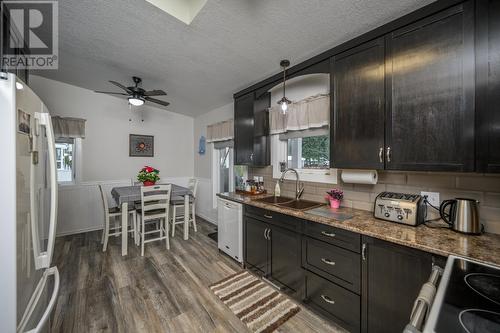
(373, 192, 425, 226)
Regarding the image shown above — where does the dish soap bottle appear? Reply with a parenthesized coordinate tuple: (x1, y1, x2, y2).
(274, 181, 281, 197)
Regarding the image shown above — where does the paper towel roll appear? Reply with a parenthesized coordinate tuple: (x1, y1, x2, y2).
(341, 170, 378, 185)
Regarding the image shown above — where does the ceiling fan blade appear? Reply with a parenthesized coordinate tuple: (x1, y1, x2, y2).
(145, 97, 170, 107)
(109, 80, 132, 92)
(143, 89, 167, 96)
(94, 91, 128, 95)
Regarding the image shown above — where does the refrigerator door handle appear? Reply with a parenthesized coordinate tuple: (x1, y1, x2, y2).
(17, 267, 60, 333)
(31, 112, 58, 269)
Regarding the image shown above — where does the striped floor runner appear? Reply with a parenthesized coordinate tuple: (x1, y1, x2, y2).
(209, 271, 300, 333)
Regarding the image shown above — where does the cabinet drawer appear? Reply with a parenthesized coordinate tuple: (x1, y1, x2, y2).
(304, 221, 361, 253)
(303, 237, 361, 293)
(305, 271, 360, 333)
(245, 205, 302, 232)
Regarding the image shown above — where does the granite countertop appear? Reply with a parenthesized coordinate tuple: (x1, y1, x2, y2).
(217, 192, 500, 267)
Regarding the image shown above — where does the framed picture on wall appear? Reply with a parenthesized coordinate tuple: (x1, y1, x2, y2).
(129, 134, 154, 157)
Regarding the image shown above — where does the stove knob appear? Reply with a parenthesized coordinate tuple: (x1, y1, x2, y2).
(397, 215, 403, 220)
(385, 212, 390, 218)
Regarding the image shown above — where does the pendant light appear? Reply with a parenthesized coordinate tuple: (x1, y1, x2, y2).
(278, 59, 291, 114)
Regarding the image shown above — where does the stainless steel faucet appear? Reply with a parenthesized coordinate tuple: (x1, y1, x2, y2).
(279, 168, 305, 200)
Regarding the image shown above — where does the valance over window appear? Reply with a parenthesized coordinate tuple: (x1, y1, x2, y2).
(51, 116, 86, 139)
(269, 94, 329, 135)
(207, 119, 234, 142)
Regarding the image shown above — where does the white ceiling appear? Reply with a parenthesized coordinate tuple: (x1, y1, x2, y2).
(34, 0, 434, 117)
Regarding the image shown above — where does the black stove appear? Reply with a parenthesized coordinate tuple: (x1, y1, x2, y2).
(425, 256, 500, 333)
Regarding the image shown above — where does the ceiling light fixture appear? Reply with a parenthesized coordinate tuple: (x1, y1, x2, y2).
(128, 95, 145, 106)
(15, 82, 24, 90)
(278, 59, 291, 114)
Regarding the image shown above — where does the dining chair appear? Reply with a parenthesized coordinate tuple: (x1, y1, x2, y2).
(136, 184, 171, 256)
(99, 184, 137, 252)
(170, 178, 198, 237)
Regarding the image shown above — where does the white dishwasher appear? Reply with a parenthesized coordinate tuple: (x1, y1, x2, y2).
(217, 197, 243, 263)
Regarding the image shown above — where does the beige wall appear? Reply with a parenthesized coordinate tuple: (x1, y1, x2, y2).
(250, 166, 500, 234)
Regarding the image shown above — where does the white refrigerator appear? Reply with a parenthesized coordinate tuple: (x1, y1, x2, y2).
(0, 73, 59, 333)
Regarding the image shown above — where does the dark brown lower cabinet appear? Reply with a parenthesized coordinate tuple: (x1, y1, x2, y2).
(270, 224, 302, 294)
(305, 271, 361, 333)
(361, 236, 434, 333)
(244, 216, 302, 297)
(245, 217, 269, 274)
(244, 207, 445, 333)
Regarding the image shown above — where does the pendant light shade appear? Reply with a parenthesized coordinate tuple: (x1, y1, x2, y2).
(278, 59, 291, 115)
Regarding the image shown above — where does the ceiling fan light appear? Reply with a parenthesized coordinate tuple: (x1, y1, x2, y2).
(128, 97, 144, 106)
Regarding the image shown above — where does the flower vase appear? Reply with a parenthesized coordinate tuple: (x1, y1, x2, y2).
(143, 180, 155, 186)
(329, 198, 341, 209)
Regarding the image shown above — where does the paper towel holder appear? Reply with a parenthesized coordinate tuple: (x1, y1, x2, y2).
(341, 170, 378, 185)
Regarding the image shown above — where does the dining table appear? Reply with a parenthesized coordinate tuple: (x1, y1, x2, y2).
(111, 184, 193, 256)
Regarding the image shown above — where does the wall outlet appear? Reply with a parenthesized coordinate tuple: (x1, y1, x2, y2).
(421, 191, 440, 207)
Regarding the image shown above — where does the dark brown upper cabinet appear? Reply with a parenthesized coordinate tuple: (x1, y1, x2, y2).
(234, 92, 271, 166)
(385, 2, 475, 172)
(252, 92, 271, 166)
(331, 38, 385, 169)
(234, 92, 255, 165)
(476, 0, 500, 173)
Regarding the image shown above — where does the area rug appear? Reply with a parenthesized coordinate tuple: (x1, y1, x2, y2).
(209, 271, 300, 333)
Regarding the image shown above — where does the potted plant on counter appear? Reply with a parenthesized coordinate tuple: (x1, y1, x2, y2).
(137, 166, 160, 186)
(326, 188, 343, 209)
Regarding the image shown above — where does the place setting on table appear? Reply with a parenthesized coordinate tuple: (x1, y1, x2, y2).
(106, 166, 197, 256)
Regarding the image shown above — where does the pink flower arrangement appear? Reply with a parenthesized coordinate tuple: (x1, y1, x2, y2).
(326, 189, 344, 201)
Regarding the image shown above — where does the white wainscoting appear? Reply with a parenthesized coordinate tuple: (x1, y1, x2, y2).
(195, 177, 218, 225)
(56, 177, 191, 236)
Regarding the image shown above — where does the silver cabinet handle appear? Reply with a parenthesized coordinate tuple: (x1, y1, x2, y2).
(264, 214, 273, 219)
(263, 228, 268, 240)
(321, 258, 336, 266)
(250, 153, 254, 161)
(379, 147, 384, 163)
(386, 147, 391, 163)
(362, 243, 367, 261)
(321, 231, 336, 238)
(321, 295, 335, 305)
(266, 229, 271, 240)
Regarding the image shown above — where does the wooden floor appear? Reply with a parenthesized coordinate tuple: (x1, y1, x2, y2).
(51, 218, 346, 333)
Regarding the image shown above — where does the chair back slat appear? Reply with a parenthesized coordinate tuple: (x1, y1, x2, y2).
(98, 184, 109, 215)
(141, 185, 171, 218)
(188, 178, 198, 198)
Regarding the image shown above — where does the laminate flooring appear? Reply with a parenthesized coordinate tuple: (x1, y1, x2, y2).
(51, 218, 346, 333)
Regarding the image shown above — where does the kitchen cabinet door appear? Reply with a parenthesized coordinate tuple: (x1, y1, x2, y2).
(385, 2, 475, 171)
(331, 38, 385, 169)
(244, 217, 269, 274)
(361, 236, 433, 333)
(476, 0, 500, 172)
(234, 92, 255, 165)
(252, 92, 271, 166)
(269, 224, 302, 294)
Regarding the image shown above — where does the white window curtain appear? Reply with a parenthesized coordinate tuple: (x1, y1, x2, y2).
(51, 116, 86, 139)
(206, 119, 234, 143)
(269, 94, 329, 135)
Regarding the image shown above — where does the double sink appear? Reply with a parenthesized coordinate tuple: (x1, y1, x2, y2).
(255, 195, 324, 211)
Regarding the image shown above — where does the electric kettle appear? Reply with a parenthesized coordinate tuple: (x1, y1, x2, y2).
(439, 198, 482, 234)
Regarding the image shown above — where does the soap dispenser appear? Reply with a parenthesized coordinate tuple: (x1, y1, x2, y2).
(274, 181, 281, 197)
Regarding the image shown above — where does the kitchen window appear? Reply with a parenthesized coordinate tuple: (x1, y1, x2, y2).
(287, 134, 330, 170)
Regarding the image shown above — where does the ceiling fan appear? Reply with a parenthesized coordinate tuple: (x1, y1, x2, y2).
(94, 76, 170, 107)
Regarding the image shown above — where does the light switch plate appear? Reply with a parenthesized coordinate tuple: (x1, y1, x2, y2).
(421, 191, 440, 207)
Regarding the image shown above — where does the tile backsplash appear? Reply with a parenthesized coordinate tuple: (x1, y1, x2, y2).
(249, 166, 500, 235)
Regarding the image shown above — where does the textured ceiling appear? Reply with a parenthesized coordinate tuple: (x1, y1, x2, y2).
(34, 0, 434, 117)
